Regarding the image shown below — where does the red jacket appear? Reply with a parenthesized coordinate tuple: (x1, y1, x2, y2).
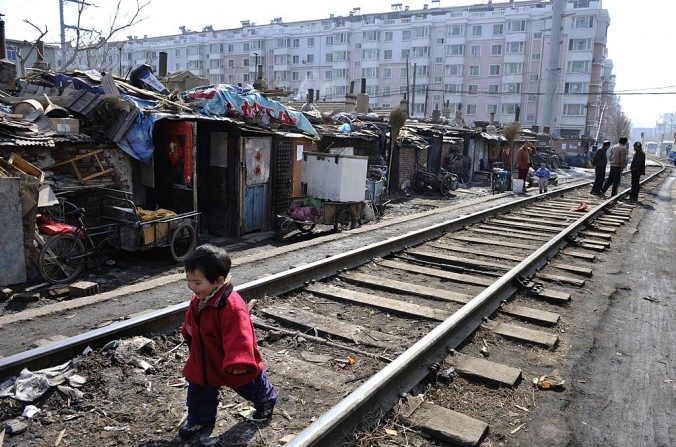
(181, 283, 264, 388)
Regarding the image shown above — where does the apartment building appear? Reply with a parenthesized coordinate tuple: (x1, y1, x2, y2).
(106, 0, 611, 138)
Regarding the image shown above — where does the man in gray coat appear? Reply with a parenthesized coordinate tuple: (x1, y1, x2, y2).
(601, 137, 628, 196)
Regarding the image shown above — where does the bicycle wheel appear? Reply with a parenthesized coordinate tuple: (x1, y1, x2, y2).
(38, 233, 87, 284)
(170, 223, 197, 263)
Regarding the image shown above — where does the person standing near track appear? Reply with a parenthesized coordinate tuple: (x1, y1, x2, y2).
(601, 137, 628, 196)
(516, 142, 532, 193)
(179, 244, 278, 439)
(629, 141, 646, 201)
(590, 140, 610, 195)
(535, 163, 551, 194)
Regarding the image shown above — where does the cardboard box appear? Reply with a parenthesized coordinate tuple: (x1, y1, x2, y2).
(141, 221, 173, 245)
(50, 118, 80, 135)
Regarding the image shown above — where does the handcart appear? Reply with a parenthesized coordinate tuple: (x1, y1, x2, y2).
(277, 198, 365, 234)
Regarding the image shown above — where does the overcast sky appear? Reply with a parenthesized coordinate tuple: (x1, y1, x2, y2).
(1, 0, 674, 128)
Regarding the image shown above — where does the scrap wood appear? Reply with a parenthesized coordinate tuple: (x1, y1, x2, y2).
(54, 428, 66, 446)
(510, 423, 526, 435)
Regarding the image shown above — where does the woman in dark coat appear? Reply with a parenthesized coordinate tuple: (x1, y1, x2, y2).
(629, 142, 645, 201)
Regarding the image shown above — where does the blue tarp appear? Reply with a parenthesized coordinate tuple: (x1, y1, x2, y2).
(181, 84, 319, 138)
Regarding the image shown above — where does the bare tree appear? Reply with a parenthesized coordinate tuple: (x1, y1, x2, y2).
(12, 20, 48, 76)
(605, 109, 632, 143)
(60, 0, 150, 71)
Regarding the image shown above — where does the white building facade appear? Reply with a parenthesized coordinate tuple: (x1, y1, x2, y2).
(107, 0, 611, 138)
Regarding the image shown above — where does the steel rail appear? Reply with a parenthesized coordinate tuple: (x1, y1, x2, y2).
(0, 170, 653, 379)
(286, 163, 667, 446)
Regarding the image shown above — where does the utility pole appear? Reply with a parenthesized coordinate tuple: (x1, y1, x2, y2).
(59, 0, 93, 68)
(543, 0, 564, 132)
(424, 85, 429, 118)
(405, 52, 410, 117)
(411, 63, 417, 118)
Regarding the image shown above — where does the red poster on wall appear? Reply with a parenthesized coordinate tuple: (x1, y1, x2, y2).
(163, 121, 194, 186)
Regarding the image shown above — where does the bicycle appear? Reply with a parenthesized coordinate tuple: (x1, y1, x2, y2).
(37, 199, 117, 284)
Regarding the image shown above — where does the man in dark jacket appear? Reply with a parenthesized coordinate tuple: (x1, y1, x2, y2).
(591, 140, 610, 195)
(629, 141, 646, 201)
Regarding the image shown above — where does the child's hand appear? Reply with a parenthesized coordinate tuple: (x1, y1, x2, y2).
(226, 366, 252, 375)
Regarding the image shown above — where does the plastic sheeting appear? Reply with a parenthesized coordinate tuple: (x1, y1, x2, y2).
(181, 84, 319, 138)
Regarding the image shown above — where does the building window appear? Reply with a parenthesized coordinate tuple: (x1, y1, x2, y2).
(469, 65, 480, 76)
(466, 104, 477, 115)
(361, 67, 378, 78)
(292, 71, 299, 80)
(227, 44, 234, 52)
(384, 31, 393, 42)
(534, 31, 543, 39)
(491, 44, 502, 56)
(384, 49, 393, 60)
(228, 59, 235, 68)
(493, 24, 504, 35)
(569, 38, 592, 51)
(573, 0, 590, 8)
(325, 70, 332, 80)
(402, 30, 411, 41)
(415, 65, 428, 76)
(508, 20, 526, 32)
(413, 46, 429, 58)
(444, 64, 463, 76)
(325, 35, 334, 45)
(532, 53, 541, 61)
(292, 55, 300, 64)
(444, 83, 462, 93)
(572, 16, 594, 28)
(487, 104, 498, 114)
(502, 82, 522, 94)
(472, 25, 482, 36)
(363, 31, 379, 42)
(306, 54, 314, 63)
(446, 44, 464, 56)
(467, 84, 478, 95)
(501, 103, 518, 114)
(563, 104, 586, 116)
(567, 60, 591, 73)
(362, 49, 379, 60)
(401, 49, 410, 59)
(489, 64, 500, 76)
(470, 45, 481, 57)
(325, 53, 333, 62)
(564, 82, 589, 94)
(292, 38, 300, 48)
(530, 74, 539, 80)
(448, 24, 464, 36)
(413, 27, 429, 38)
(383, 68, 392, 78)
(488, 84, 499, 94)
(383, 86, 391, 96)
(306, 71, 313, 80)
(334, 68, 348, 78)
(504, 62, 524, 75)
(506, 41, 525, 53)
(335, 51, 348, 61)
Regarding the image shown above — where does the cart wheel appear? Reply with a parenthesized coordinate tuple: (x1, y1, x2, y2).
(298, 223, 316, 234)
(38, 233, 87, 284)
(334, 208, 357, 232)
(169, 223, 197, 263)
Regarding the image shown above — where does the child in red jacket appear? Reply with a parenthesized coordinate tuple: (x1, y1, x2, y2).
(179, 244, 278, 439)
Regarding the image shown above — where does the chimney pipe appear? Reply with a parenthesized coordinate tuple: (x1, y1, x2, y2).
(361, 78, 366, 94)
(349, 80, 355, 94)
(0, 16, 6, 59)
(158, 51, 168, 77)
(307, 88, 314, 103)
(515, 105, 521, 122)
(315, 89, 319, 101)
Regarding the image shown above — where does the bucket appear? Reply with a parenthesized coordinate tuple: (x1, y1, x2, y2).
(512, 179, 524, 194)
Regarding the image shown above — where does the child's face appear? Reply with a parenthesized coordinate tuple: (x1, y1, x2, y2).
(186, 268, 224, 299)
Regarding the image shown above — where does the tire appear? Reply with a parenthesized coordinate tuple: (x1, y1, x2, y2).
(169, 223, 197, 263)
(38, 233, 87, 284)
(334, 208, 357, 232)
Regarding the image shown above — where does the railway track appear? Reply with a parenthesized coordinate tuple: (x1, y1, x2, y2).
(0, 164, 667, 446)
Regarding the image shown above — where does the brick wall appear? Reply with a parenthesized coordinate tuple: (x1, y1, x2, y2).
(398, 144, 428, 189)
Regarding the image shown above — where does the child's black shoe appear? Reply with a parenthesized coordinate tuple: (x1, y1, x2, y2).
(252, 399, 276, 420)
(178, 420, 215, 438)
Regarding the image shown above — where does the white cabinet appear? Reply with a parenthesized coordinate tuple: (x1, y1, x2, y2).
(302, 152, 368, 202)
